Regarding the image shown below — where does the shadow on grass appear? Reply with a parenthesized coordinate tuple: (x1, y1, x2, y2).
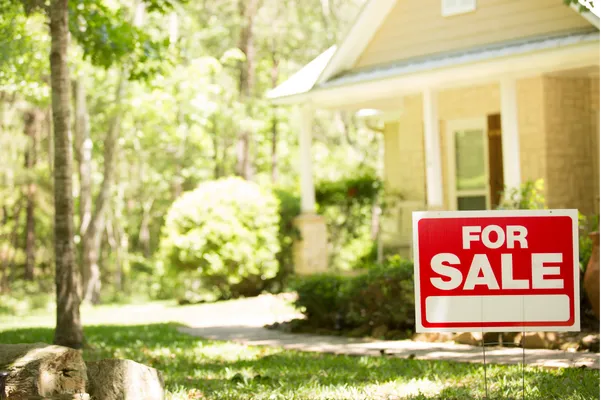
(0, 323, 598, 399)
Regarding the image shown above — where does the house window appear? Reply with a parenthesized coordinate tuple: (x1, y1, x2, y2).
(446, 118, 490, 211)
(442, 0, 476, 17)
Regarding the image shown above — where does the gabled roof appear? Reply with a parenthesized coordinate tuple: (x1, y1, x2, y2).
(266, 0, 396, 101)
(267, 0, 600, 104)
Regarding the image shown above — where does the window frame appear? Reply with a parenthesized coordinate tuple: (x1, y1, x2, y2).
(446, 117, 490, 211)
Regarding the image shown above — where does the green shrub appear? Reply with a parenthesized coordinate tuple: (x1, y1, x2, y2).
(272, 188, 301, 289)
(579, 212, 600, 272)
(315, 173, 382, 270)
(291, 274, 352, 328)
(292, 256, 415, 332)
(496, 179, 546, 210)
(346, 256, 415, 330)
(159, 177, 281, 300)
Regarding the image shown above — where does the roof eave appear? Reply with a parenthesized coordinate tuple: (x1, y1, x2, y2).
(569, 2, 600, 29)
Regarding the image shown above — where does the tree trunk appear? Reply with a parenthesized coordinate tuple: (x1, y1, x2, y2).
(138, 198, 153, 259)
(47, 106, 54, 176)
(23, 109, 43, 281)
(270, 47, 279, 184)
(1, 199, 23, 292)
(81, 73, 127, 305)
(49, 0, 84, 349)
(235, 0, 261, 180)
(73, 76, 92, 237)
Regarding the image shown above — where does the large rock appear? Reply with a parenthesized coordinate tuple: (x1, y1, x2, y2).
(580, 334, 601, 352)
(514, 332, 551, 349)
(0, 343, 88, 400)
(453, 332, 482, 346)
(86, 359, 165, 400)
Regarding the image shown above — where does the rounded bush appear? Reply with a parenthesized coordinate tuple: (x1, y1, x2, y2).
(160, 177, 281, 299)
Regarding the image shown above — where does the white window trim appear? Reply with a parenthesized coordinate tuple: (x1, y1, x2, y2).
(442, 0, 476, 17)
(446, 117, 490, 211)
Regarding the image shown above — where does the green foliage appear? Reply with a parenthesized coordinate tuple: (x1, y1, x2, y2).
(292, 256, 415, 332)
(346, 256, 415, 330)
(272, 187, 301, 287)
(563, 0, 592, 13)
(68, 0, 172, 80)
(579, 212, 600, 272)
(290, 274, 351, 327)
(159, 177, 281, 300)
(0, 0, 385, 305)
(496, 179, 546, 210)
(316, 173, 383, 270)
(0, 278, 53, 316)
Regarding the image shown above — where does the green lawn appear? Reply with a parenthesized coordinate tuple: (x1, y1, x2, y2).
(0, 303, 599, 399)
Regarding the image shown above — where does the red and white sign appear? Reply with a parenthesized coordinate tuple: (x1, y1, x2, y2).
(412, 210, 580, 332)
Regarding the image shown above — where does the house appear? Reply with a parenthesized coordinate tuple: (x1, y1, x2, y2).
(268, 0, 600, 273)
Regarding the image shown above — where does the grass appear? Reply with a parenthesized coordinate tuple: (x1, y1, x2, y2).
(0, 301, 599, 399)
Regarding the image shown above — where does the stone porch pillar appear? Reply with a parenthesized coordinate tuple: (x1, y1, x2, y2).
(293, 104, 328, 275)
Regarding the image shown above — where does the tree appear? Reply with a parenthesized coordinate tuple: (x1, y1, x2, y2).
(49, 0, 84, 348)
(23, 108, 44, 280)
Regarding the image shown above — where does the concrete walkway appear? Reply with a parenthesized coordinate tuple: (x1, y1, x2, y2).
(176, 294, 600, 370)
(179, 324, 600, 369)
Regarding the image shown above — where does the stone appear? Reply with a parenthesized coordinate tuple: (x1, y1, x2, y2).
(560, 342, 580, 352)
(501, 332, 519, 345)
(0, 343, 88, 400)
(482, 332, 502, 345)
(412, 332, 453, 343)
(580, 334, 600, 352)
(86, 359, 165, 400)
(514, 332, 549, 349)
(453, 332, 482, 346)
(371, 324, 388, 339)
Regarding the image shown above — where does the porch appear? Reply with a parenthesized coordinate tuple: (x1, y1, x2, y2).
(269, 30, 600, 273)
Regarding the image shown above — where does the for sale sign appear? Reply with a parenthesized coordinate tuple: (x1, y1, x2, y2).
(412, 210, 580, 332)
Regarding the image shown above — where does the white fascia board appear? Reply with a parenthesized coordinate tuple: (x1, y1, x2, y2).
(303, 41, 599, 109)
(570, 2, 600, 29)
(316, 0, 397, 85)
(266, 46, 336, 100)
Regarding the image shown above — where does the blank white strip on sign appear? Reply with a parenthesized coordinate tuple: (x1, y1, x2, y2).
(425, 295, 570, 323)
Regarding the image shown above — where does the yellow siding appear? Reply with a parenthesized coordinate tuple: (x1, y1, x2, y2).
(517, 77, 548, 186)
(544, 76, 599, 215)
(396, 95, 426, 202)
(591, 77, 600, 214)
(591, 77, 600, 111)
(355, 0, 593, 69)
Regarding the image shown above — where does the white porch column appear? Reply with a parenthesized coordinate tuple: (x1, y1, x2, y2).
(422, 88, 444, 208)
(299, 104, 316, 213)
(294, 103, 327, 275)
(500, 78, 522, 190)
